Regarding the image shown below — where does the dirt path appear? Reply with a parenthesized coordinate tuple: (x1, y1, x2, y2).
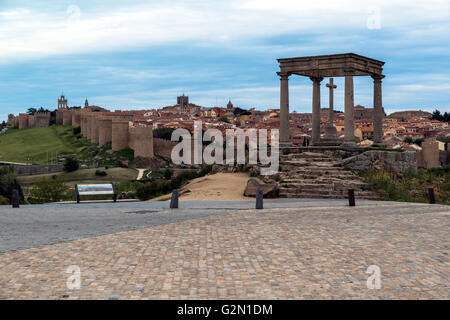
(150, 173, 250, 201)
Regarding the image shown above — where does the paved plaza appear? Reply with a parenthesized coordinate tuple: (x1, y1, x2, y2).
(0, 200, 448, 299)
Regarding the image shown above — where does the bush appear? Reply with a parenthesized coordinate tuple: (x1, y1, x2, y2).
(0, 166, 23, 202)
(95, 170, 107, 177)
(135, 166, 213, 201)
(29, 176, 70, 204)
(64, 157, 79, 172)
(0, 195, 10, 205)
(199, 165, 213, 177)
(361, 166, 450, 205)
(163, 168, 174, 180)
(72, 126, 81, 135)
(115, 148, 134, 161)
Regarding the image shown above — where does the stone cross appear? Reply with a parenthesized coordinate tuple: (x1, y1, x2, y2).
(326, 78, 337, 125)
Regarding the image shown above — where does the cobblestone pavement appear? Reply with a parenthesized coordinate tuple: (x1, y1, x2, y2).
(0, 201, 448, 299)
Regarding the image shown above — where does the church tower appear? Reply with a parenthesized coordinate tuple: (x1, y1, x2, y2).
(58, 94, 68, 110)
(85, 98, 89, 108)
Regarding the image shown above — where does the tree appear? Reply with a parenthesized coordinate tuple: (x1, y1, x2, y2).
(64, 157, 79, 172)
(37, 107, 50, 113)
(29, 176, 69, 203)
(233, 107, 251, 116)
(27, 108, 37, 115)
(431, 109, 450, 122)
(0, 166, 23, 202)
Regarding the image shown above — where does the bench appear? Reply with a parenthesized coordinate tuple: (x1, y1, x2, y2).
(75, 184, 117, 203)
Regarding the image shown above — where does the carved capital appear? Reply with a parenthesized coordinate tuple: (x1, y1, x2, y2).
(309, 76, 324, 84)
(371, 74, 385, 82)
(277, 72, 291, 80)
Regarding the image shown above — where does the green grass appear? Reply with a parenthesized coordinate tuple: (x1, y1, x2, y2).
(0, 126, 92, 164)
(17, 168, 138, 187)
(361, 165, 450, 205)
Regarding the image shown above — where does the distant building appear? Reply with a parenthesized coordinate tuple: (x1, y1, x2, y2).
(58, 94, 68, 110)
(177, 94, 189, 111)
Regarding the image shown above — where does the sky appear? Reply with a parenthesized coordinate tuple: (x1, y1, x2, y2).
(1, 0, 450, 122)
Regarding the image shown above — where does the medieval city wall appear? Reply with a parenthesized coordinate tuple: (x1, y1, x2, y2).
(55, 110, 64, 126)
(62, 110, 72, 126)
(18, 114, 29, 129)
(34, 112, 51, 127)
(98, 118, 113, 146)
(28, 115, 35, 127)
(72, 111, 81, 127)
(111, 120, 130, 151)
(153, 138, 178, 159)
(90, 113, 100, 144)
(129, 126, 154, 159)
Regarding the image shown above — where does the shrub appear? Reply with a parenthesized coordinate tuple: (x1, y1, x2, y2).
(29, 176, 70, 204)
(0, 166, 23, 202)
(72, 126, 81, 135)
(95, 170, 107, 177)
(64, 157, 79, 172)
(0, 195, 10, 205)
(361, 166, 449, 205)
(163, 168, 174, 180)
(135, 166, 213, 201)
(115, 148, 134, 161)
(199, 165, 212, 177)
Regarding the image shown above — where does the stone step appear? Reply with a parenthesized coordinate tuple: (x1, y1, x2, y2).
(280, 167, 348, 173)
(279, 190, 379, 200)
(281, 154, 336, 161)
(280, 160, 340, 167)
(280, 183, 334, 191)
(281, 176, 355, 182)
(279, 191, 345, 199)
(284, 151, 335, 159)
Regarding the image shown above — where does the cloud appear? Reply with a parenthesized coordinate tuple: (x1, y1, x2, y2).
(0, 0, 449, 62)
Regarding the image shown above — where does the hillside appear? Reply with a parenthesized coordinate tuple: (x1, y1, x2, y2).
(0, 126, 90, 164)
(0, 126, 135, 168)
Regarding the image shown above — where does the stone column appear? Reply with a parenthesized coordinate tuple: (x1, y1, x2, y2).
(343, 74, 355, 146)
(278, 72, 290, 147)
(372, 74, 385, 145)
(310, 76, 323, 145)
